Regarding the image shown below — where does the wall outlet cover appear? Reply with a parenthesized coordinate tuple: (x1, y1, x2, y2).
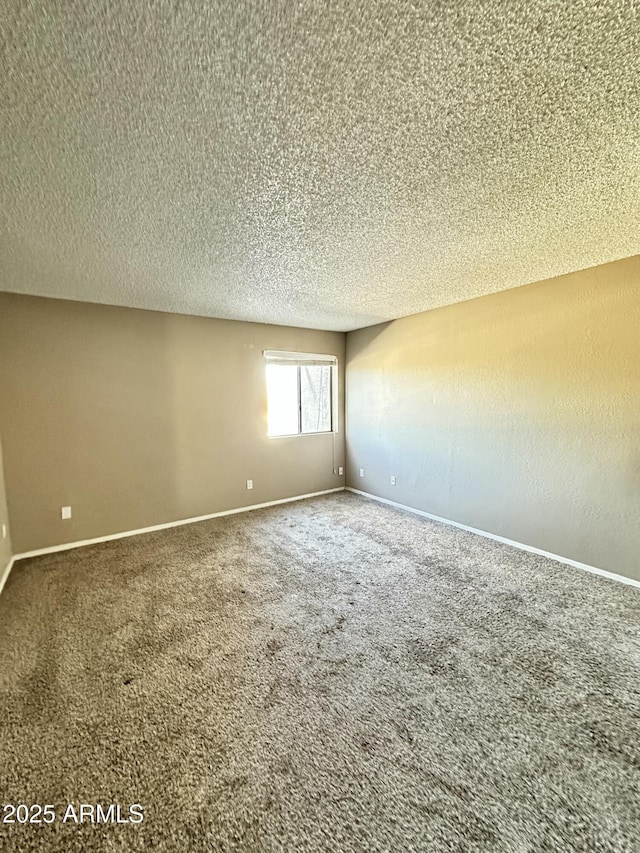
(390, 475, 396, 486)
(61, 506, 72, 519)
(359, 468, 365, 477)
(338, 466, 344, 476)
(246, 480, 253, 490)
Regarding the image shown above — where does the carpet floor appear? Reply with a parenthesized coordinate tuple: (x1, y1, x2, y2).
(0, 492, 638, 852)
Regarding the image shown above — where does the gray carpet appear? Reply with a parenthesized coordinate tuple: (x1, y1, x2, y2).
(0, 492, 638, 852)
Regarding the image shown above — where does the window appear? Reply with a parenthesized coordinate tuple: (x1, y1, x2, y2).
(264, 351, 336, 437)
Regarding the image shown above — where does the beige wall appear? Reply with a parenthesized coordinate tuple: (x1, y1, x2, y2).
(0, 294, 345, 553)
(0, 438, 12, 574)
(346, 256, 640, 582)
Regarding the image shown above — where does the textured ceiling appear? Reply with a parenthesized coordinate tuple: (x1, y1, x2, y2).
(1, 1, 639, 332)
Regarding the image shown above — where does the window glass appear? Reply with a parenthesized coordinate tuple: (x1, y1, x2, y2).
(266, 359, 334, 437)
(301, 365, 331, 434)
(266, 364, 299, 437)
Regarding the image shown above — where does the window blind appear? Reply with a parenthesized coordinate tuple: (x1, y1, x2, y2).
(263, 350, 338, 367)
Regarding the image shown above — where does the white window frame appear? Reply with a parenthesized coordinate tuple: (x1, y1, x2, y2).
(264, 350, 338, 438)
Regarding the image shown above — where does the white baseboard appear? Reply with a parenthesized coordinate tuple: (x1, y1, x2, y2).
(346, 487, 640, 590)
(6, 485, 637, 594)
(11, 487, 345, 565)
(0, 556, 16, 597)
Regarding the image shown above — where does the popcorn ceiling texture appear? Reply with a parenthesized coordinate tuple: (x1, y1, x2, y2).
(1, 0, 639, 331)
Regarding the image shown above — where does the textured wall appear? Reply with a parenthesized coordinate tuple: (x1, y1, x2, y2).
(0, 439, 12, 574)
(0, 294, 345, 553)
(346, 256, 640, 581)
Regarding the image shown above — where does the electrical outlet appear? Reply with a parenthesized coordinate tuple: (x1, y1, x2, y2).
(61, 506, 72, 520)
(390, 475, 396, 486)
(359, 468, 365, 477)
(1, 523, 6, 539)
(338, 466, 344, 476)
(246, 480, 253, 490)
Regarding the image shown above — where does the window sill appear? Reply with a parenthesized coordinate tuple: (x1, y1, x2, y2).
(268, 431, 336, 439)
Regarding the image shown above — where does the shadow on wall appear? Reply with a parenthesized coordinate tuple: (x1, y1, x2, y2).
(0, 435, 14, 570)
(345, 256, 640, 580)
